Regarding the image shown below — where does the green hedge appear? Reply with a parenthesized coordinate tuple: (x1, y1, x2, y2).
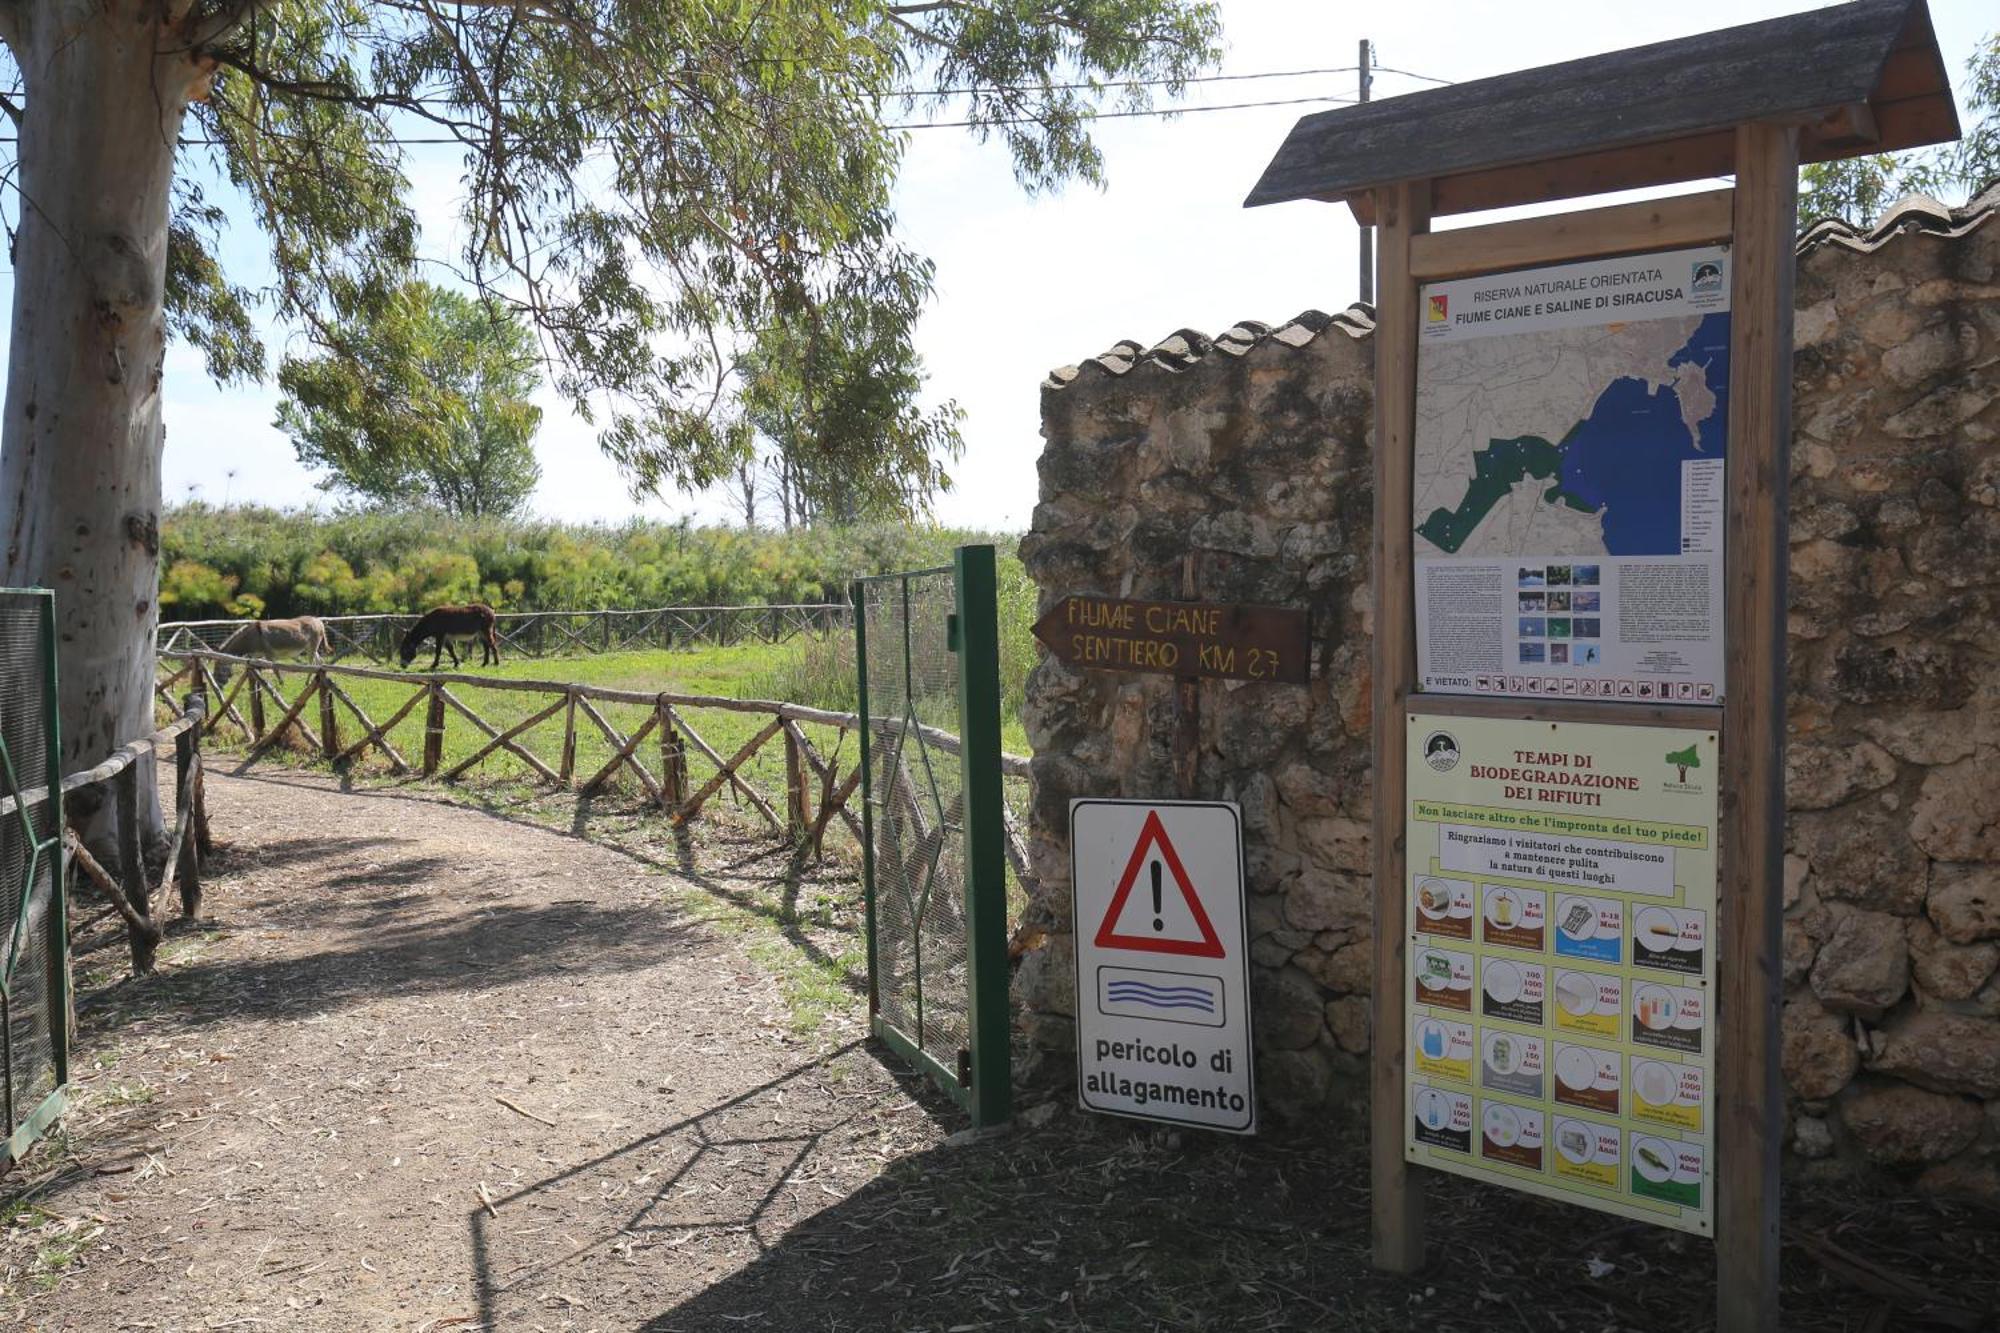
(158, 504, 1022, 620)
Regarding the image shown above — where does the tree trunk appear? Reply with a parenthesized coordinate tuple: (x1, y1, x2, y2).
(735, 458, 758, 529)
(0, 2, 207, 845)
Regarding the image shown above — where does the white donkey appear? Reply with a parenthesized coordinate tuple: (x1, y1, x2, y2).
(213, 616, 331, 682)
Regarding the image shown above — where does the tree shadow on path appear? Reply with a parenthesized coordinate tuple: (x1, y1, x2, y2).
(630, 1097, 2000, 1333)
(465, 1038, 963, 1331)
(237, 771, 871, 1000)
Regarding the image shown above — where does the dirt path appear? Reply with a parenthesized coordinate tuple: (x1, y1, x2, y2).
(9, 773, 1999, 1333)
(9, 771, 947, 1332)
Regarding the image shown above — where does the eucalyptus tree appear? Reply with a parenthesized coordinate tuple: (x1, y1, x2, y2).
(278, 282, 544, 517)
(738, 280, 965, 529)
(0, 0, 1220, 810)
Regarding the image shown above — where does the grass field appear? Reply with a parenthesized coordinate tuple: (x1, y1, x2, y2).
(167, 636, 1032, 835)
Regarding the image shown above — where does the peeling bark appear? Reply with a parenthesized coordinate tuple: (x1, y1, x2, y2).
(0, 0, 212, 843)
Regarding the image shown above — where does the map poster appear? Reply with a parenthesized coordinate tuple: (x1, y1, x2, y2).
(1404, 713, 1717, 1237)
(1412, 245, 1731, 704)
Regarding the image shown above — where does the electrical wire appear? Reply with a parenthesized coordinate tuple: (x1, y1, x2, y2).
(0, 64, 1448, 148)
(1371, 64, 1454, 86)
(888, 91, 1358, 130)
(908, 64, 1359, 97)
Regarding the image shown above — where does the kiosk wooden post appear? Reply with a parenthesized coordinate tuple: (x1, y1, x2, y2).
(1245, 3, 1959, 1326)
(1368, 178, 1429, 1274)
(1715, 121, 1798, 1333)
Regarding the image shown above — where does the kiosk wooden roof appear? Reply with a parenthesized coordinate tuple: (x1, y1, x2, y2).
(1245, 0, 1959, 222)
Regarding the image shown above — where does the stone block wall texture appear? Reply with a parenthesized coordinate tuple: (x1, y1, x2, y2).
(1017, 187, 2000, 1196)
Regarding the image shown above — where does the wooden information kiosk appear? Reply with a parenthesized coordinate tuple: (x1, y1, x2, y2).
(1245, 1, 1960, 1326)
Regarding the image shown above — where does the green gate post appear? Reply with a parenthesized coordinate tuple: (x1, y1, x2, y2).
(852, 579, 880, 1019)
(0, 589, 71, 1164)
(37, 592, 67, 1091)
(953, 544, 1011, 1128)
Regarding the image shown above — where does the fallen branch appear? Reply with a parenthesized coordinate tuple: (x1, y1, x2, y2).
(494, 1095, 556, 1128)
(1790, 1227, 1983, 1331)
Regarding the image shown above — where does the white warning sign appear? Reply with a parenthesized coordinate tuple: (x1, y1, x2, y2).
(1071, 799, 1255, 1133)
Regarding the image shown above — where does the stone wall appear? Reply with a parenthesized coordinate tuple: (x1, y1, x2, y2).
(1017, 187, 2000, 1194)
(1019, 310, 1380, 1113)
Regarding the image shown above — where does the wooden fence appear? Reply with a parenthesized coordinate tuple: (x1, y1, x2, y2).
(157, 604, 851, 664)
(6, 696, 214, 975)
(157, 651, 1036, 889)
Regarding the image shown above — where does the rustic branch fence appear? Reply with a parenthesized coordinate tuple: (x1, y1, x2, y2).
(14, 695, 215, 976)
(157, 604, 851, 663)
(157, 652, 1035, 892)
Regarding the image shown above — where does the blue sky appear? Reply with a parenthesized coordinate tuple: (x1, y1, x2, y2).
(14, 0, 1990, 532)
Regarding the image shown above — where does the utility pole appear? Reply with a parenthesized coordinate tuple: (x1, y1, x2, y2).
(1357, 38, 1374, 306)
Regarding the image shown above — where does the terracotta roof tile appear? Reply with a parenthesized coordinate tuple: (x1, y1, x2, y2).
(1047, 185, 1998, 392)
(1045, 305, 1372, 389)
(1797, 180, 1999, 255)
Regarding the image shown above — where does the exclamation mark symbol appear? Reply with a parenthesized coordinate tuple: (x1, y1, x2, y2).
(1151, 861, 1163, 932)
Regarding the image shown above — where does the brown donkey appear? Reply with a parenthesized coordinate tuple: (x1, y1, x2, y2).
(399, 604, 501, 670)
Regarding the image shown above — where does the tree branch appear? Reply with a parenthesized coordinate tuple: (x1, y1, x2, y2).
(177, 0, 274, 55)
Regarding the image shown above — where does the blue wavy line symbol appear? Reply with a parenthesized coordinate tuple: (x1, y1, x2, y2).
(1105, 981, 1217, 1013)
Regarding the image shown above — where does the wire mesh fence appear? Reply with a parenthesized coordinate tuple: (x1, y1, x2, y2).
(857, 550, 1012, 1124)
(0, 590, 67, 1162)
(860, 569, 971, 1082)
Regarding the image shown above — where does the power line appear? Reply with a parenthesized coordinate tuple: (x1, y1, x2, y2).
(0, 65, 1446, 150)
(0, 90, 1376, 148)
(1372, 64, 1453, 86)
(909, 64, 1359, 97)
(889, 92, 1358, 130)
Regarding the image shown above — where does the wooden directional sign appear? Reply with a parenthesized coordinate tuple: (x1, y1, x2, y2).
(1032, 595, 1309, 685)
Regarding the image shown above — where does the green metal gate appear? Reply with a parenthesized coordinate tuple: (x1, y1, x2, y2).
(854, 546, 1010, 1127)
(0, 589, 68, 1165)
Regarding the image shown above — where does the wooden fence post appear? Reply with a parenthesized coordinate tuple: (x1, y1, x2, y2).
(247, 666, 267, 743)
(191, 703, 214, 859)
(318, 669, 339, 763)
(175, 703, 203, 919)
(784, 725, 808, 840)
(114, 764, 157, 973)
(559, 688, 578, 785)
(659, 701, 686, 808)
(423, 683, 446, 777)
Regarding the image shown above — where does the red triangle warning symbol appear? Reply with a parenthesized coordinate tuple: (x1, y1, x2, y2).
(1093, 811, 1226, 958)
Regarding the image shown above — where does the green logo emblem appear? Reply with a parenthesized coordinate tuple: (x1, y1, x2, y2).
(1665, 744, 1701, 784)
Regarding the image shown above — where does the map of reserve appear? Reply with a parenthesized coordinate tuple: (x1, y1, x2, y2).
(1414, 313, 1731, 558)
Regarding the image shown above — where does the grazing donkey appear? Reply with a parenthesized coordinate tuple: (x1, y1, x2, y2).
(213, 616, 330, 682)
(399, 603, 501, 671)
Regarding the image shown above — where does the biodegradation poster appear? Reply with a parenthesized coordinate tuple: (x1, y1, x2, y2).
(1404, 714, 1718, 1236)
(1413, 246, 1730, 704)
